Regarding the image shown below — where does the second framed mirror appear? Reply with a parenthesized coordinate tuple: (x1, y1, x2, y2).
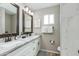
(22, 10, 33, 35)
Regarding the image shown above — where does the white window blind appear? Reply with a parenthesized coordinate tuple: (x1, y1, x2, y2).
(44, 14, 54, 25)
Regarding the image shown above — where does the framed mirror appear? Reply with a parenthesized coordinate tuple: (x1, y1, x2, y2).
(22, 10, 33, 35)
(0, 3, 19, 38)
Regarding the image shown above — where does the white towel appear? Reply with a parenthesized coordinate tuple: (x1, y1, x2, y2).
(42, 25, 54, 33)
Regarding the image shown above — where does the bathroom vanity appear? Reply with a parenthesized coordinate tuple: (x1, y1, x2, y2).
(0, 3, 39, 56)
(0, 35, 40, 56)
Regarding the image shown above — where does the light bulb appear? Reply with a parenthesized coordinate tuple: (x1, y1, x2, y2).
(25, 7, 29, 12)
(31, 12, 34, 15)
(29, 10, 31, 14)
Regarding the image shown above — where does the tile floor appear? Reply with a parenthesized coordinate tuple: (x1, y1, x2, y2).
(37, 51, 60, 56)
(37, 51, 48, 56)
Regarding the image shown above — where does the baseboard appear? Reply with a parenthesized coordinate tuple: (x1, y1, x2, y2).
(40, 49, 60, 54)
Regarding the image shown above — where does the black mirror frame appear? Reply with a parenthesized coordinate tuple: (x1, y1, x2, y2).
(11, 3, 19, 35)
(22, 10, 33, 35)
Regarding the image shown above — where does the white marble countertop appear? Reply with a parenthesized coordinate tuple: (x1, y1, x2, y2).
(0, 35, 40, 56)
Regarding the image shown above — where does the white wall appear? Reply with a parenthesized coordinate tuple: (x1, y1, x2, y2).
(5, 13, 17, 34)
(11, 14, 17, 33)
(5, 13, 12, 33)
(0, 8, 5, 42)
(60, 3, 79, 56)
(0, 8, 5, 34)
(33, 5, 60, 52)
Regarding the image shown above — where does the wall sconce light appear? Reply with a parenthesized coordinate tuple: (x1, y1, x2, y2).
(24, 6, 29, 12)
(29, 10, 31, 14)
(24, 6, 34, 16)
(25, 7, 29, 12)
(30, 12, 34, 15)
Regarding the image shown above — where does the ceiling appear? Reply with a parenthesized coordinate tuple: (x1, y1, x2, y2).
(22, 3, 59, 11)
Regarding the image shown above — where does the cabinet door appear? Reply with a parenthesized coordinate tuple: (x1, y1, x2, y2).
(34, 38, 40, 55)
(7, 41, 34, 56)
(7, 39, 40, 56)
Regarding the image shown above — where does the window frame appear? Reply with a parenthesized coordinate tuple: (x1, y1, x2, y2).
(43, 14, 54, 25)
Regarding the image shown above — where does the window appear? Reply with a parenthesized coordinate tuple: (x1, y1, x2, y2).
(44, 15, 48, 24)
(44, 14, 54, 25)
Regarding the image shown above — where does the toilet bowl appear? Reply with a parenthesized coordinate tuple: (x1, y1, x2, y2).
(57, 46, 60, 51)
